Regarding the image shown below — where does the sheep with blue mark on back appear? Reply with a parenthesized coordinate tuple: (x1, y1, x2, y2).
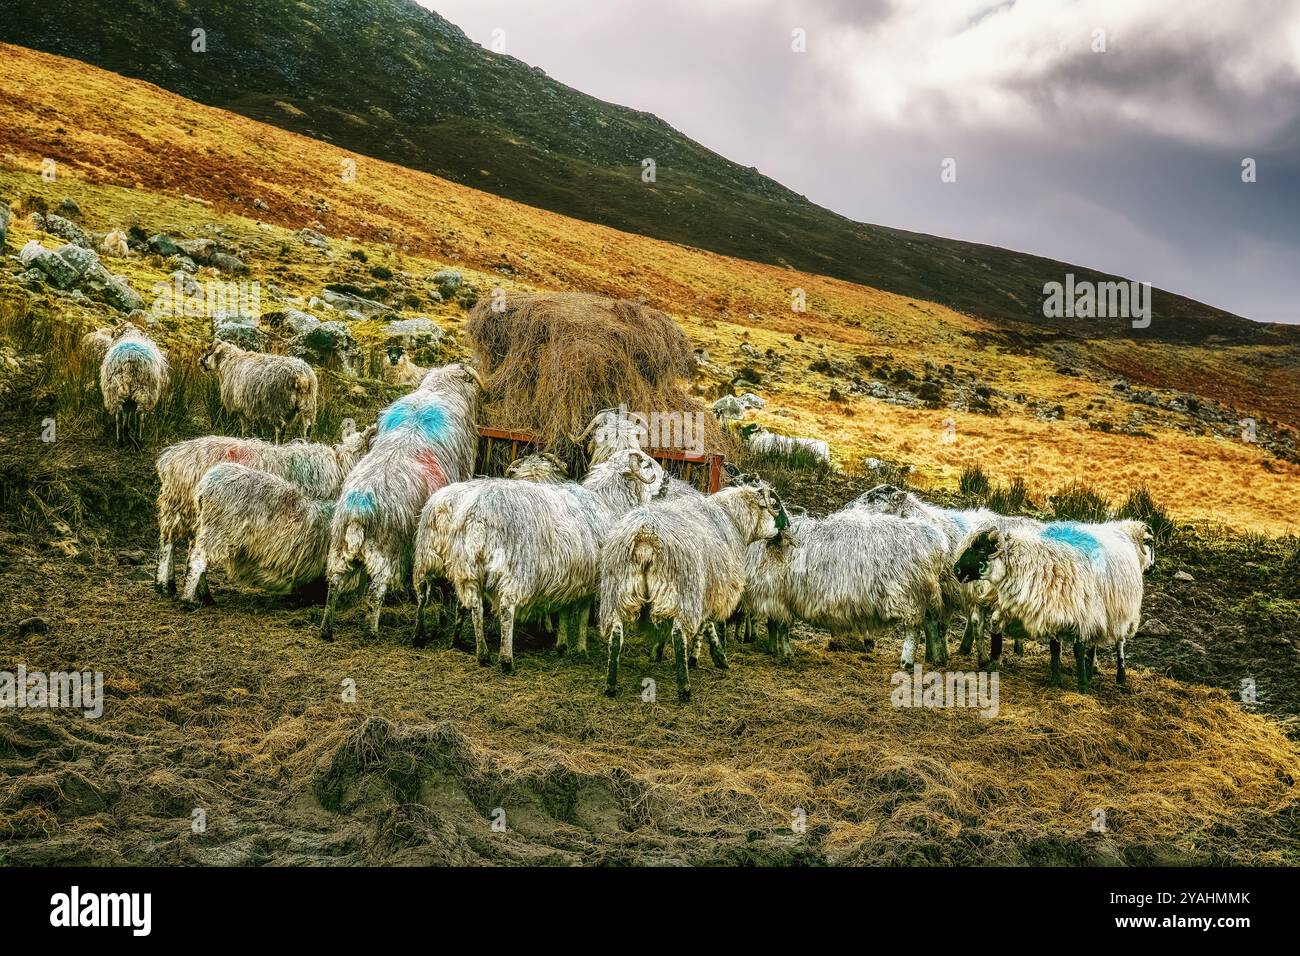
(320, 363, 482, 640)
(848, 484, 1043, 666)
(412, 448, 664, 671)
(953, 519, 1154, 692)
(99, 322, 168, 444)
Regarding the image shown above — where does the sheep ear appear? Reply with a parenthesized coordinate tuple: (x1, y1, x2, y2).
(462, 365, 485, 389)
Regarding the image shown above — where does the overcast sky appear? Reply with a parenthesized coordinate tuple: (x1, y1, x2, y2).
(426, 0, 1300, 323)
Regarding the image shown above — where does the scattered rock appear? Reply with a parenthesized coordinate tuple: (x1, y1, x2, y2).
(430, 269, 462, 300)
(299, 228, 330, 250)
(1173, 570, 1195, 582)
(264, 308, 320, 338)
(148, 234, 181, 257)
(56, 196, 82, 221)
(34, 212, 91, 247)
(383, 317, 443, 350)
(19, 240, 80, 288)
(287, 320, 359, 373)
(0, 200, 9, 249)
(17, 616, 49, 638)
(320, 287, 389, 317)
(209, 251, 248, 274)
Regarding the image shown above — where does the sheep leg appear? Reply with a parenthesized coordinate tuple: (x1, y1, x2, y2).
(604, 621, 624, 697)
(1087, 645, 1098, 680)
(574, 601, 590, 654)
(652, 621, 668, 662)
(707, 623, 728, 669)
(1116, 639, 1127, 685)
(179, 537, 208, 608)
(319, 576, 342, 642)
(672, 622, 691, 703)
(766, 618, 782, 656)
(927, 612, 948, 666)
(471, 593, 490, 666)
(688, 633, 699, 670)
(990, 628, 1004, 662)
(413, 581, 431, 648)
(901, 631, 918, 668)
(498, 604, 516, 675)
(155, 536, 177, 597)
(958, 618, 976, 655)
(365, 578, 387, 638)
(557, 608, 571, 655)
(1048, 636, 1062, 686)
(780, 621, 792, 658)
(1074, 639, 1091, 693)
(1013, 637, 1024, 656)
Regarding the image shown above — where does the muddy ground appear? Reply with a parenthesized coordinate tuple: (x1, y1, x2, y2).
(2, 423, 1299, 866)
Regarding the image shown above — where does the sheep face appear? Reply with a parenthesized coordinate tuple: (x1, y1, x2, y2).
(1139, 525, 1155, 572)
(386, 346, 405, 367)
(199, 341, 232, 371)
(742, 484, 788, 543)
(954, 529, 1002, 584)
(621, 449, 664, 497)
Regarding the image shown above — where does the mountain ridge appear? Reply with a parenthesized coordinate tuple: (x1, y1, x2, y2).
(1, 0, 1289, 345)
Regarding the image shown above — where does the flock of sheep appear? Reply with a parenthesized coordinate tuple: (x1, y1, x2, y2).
(86, 322, 1156, 702)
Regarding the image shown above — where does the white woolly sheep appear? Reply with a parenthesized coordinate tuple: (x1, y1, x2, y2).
(598, 483, 788, 702)
(383, 346, 428, 389)
(746, 429, 831, 465)
(200, 339, 318, 441)
(180, 463, 335, 605)
(849, 484, 1043, 666)
(100, 229, 130, 258)
(99, 323, 168, 443)
(81, 326, 113, 369)
(742, 508, 954, 665)
(413, 448, 664, 671)
(154, 424, 376, 597)
(571, 407, 642, 464)
(320, 363, 482, 641)
(504, 453, 569, 484)
(953, 520, 1153, 692)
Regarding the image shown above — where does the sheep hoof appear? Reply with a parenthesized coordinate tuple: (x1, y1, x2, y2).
(678, 690, 692, 703)
(687, 656, 698, 670)
(318, 628, 334, 643)
(178, 599, 200, 612)
(477, 654, 493, 668)
(499, 659, 514, 675)
(603, 685, 618, 698)
(555, 644, 568, 656)
(153, 582, 170, 598)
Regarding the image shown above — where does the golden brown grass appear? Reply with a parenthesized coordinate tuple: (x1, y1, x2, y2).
(1, 42, 1296, 532)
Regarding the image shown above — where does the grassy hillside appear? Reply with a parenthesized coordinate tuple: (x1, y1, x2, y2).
(1, 0, 1290, 342)
(1, 43, 1297, 533)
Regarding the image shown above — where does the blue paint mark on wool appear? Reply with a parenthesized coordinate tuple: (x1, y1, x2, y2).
(945, 510, 969, 533)
(1042, 522, 1102, 560)
(341, 489, 375, 515)
(378, 396, 448, 442)
(109, 341, 152, 360)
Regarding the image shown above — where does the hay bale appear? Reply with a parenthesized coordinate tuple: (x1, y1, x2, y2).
(466, 292, 727, 454)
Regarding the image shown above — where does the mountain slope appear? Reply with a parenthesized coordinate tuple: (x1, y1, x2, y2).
(2, 43, 1297, 532)
(1, 0, 1286, 344)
